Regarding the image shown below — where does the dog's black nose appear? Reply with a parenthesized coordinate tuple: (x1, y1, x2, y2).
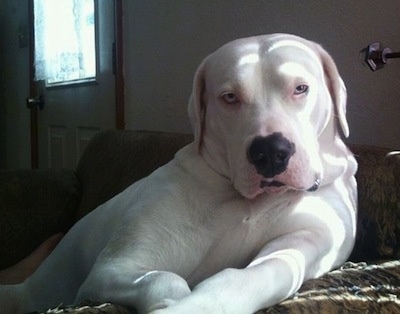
(247, 133, 296, 178)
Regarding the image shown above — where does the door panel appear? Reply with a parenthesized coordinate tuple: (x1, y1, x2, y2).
(31, 0, 118, 169)
(48, 125, 67, 169)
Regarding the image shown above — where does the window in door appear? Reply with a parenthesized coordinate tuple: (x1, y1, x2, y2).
(33, 0, 96, 86)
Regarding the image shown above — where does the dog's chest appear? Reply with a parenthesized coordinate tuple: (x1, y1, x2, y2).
(185, 196, 283, 286)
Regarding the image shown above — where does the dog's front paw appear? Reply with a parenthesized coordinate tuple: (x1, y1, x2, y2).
(132, 270, 191, 313)
(148, 305, 192, 314)
(147, 298, 223, 314)
(147, 298, 177, 312)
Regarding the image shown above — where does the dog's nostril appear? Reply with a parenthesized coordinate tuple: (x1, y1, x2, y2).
(248, 132, 296, 178)
(275, 150, 289, 163)
(254, 152, 265, 162)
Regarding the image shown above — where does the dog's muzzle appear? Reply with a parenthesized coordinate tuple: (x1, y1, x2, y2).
(247, 133, 320, 193)
(247, 132, 295, 178)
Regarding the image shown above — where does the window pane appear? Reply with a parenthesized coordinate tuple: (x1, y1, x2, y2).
(34, 0, 96, 85)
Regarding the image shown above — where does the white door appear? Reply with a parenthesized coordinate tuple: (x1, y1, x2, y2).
(30, 0, 117, 169)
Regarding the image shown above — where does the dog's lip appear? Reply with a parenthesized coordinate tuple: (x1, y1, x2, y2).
(260, 178, 320, 192)
(260, 179, 285, 189)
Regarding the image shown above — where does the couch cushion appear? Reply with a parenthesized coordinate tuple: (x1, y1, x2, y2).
(76, 130, 193, 219)
(0, 170, 81, 269)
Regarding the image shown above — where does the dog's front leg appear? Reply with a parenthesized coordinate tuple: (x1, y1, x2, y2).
(148, 262, 295, 314)
(76, 263, 191, 313)
(150, 229, 344, 314)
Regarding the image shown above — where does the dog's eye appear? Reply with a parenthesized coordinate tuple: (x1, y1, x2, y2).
(221, 93, 240, 105)
(294, 85, 309, 95)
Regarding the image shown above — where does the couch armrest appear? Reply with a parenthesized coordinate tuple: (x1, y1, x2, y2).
(349, 144, 400, 261)
(0, 170, 81, 269)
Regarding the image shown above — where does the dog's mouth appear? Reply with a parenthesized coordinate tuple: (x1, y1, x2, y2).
(260, 178, 320, 192)
(260, 179, 285, 189)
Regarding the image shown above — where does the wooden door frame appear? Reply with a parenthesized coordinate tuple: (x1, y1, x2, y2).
(28, 0, 125, 169)
(28, 0, 39, 169)
(114, 0, 125, 130)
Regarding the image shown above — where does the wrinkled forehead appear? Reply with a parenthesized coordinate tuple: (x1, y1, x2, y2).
(205, 37, 323, 85)
(267, 38, 320, 62)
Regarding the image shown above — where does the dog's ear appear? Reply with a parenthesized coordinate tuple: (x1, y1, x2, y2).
(188, 58, 207, 151)
(317, 45, 350, 138)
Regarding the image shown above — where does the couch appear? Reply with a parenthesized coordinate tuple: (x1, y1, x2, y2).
(0, 130, 399, 313)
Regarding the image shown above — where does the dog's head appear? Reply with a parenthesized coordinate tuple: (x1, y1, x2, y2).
(189, 34, 350, 199)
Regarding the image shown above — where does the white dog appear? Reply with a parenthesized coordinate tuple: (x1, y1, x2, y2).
(0, 34, 357, 314)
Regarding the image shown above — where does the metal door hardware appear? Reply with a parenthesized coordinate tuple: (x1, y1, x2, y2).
(26, 95, 45, 110)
